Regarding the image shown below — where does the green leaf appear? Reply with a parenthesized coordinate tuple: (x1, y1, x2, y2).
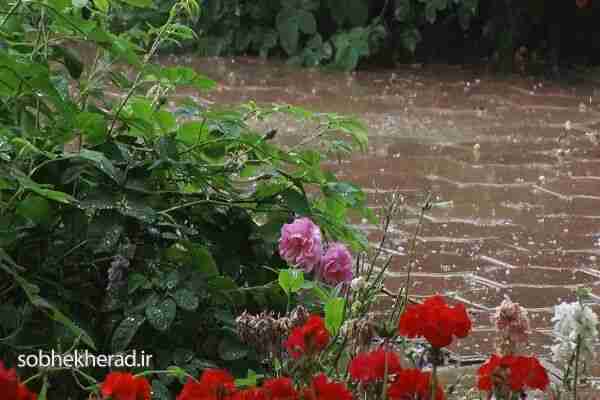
(190, 245, 219, 277)
(146, 298, 177, 332)
(394, 0, 411, 21)
(31, 188, 75, 204)
(62, 47, 84, 80)
(16, 195, 52, 225)
(72, 149, 120, 183)
(111, 314, 146, 352)
(119, 0, 152, 7)
(281, 188, 310, 215)
(177, 121, 208, 145)
(151, 380, 170, 400)
(76, 111, 107, 145)
(325, 297, 345, 336)
(27, 295, 97, 350)
(400, 28, 421, 53)
(95, 0, 110, 12)
(128, 273, 148, 295)
(277, 9, 300, 55)
(173, 289, 199, 311)
(154, 110, 176, 134)
(235, 370, 264, 388)
(297, 10, 316, 34)
(278, 269, 304, 295)
(164, 270, 179, 290)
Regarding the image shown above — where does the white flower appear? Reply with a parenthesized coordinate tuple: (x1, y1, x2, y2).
(350, 276, 366, 291)
(551, 301, 599, 368)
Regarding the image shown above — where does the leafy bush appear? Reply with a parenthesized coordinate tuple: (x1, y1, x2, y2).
(0, 0, 374, 397)
(108, 0, 480, 70)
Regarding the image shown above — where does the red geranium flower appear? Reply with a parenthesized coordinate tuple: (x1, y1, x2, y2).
(262, 377, 298, 400)
(349, 348, 403, 383)
(576, 0, 590, 9)
(398, 295, 471, 348)
(1, 361, 37, 400)
(232, 387, 267, 400)
(388, 369, 445, 400)
(16, 384, 38, 400)
(301, 374, 352, 400)
(284, 315, 329, 359)
(177, 369, 236, 400)
(477, 354, 549, 394)
(101, 372, 151, 400)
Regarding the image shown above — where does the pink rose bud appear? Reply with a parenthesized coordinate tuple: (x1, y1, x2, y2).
(278, 217, 323, 272)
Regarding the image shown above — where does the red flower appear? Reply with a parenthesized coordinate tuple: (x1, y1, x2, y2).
(101, 372, 151, 400)
(349, 348, 403, 383)
(576, 0, 590, 9)
(262, 377, 298, 400)
(177, 369, 236, 400)
(16, 384, 38, 400)
(232, 388, 267, 400)
(387, 369, 445, 400)
(477, 354, 549, 393)
(284, 315, 329, 359)
(302, 374, 352, 400)
(1, 361, 37, 400)
(398, 295, 471, 348)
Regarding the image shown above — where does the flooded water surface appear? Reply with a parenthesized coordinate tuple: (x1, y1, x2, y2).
(170, 56, 600, 374)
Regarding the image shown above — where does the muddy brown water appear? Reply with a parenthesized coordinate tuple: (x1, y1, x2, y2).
(164, 56, 600, 376)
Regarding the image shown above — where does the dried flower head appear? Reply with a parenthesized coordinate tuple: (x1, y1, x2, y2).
(491, 296, 530, 355)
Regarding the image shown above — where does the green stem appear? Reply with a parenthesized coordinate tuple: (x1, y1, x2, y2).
(0, 0, 22, 29)
(430, 347, 439, 400)
(573, 335, 581, 400)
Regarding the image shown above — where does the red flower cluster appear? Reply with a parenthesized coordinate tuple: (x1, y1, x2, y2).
(284, 315, 330, 359)
(100, 372, 151, 400)
(398, 295, 471, 348)
(173, 369, 357, 400)
(477, 354, 549, 393)
(302, 374, 353, 400)
(348, 348, 403, 383)
(262, 377, 298, 400)
(178, 369, 236, 400)
(0, 361, 37, 400)
(387, 369, 445, 400)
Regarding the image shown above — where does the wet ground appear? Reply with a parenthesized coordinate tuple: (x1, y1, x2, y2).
(166, 56, 600, 377)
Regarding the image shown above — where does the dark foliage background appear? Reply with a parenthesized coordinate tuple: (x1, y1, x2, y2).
(110, 0, 600, 72)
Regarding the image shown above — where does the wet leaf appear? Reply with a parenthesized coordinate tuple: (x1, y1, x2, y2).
(173, 289, 199, 311)
(151, 380, 170, 400)
(74, 149, 119, 183)
(111, 314, 146, 352)
(164, 270, 179, 290)
(146, 298, 177, 332)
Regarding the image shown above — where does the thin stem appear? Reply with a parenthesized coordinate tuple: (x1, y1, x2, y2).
(573, 335, 581, 400)
(401, 192, 432, 308)
(0, 0, 22, 28)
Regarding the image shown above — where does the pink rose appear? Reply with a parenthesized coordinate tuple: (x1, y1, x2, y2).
(319, 243, 353, 285)
(279, 217, 322, 272)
